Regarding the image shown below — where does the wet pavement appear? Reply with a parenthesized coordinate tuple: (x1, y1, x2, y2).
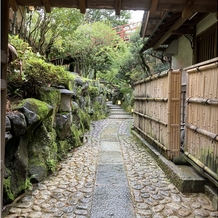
(2, 103, 218, 218)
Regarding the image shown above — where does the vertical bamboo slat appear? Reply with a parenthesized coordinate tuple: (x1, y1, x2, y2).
(185, 61, 218, 176)
(134, 70, 182, 160)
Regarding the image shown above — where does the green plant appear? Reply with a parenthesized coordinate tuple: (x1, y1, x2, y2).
(25, 175, 36, 190)
(46, 159, 57, 173)
(8, 35, 69, 99)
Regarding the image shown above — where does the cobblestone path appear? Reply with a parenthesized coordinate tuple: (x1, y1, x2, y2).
(2, 104, 217, 218)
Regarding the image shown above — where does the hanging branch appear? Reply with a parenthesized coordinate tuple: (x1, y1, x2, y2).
(139, 51, 151, 77)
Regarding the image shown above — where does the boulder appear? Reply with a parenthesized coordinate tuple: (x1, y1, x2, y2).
(5, 116, 11, 131)
(74, 77, 84, 86)
(39, 87, 61, 124)
(5, 132, 12, 144)
(17, 106, 41, 132)
(71, 101, 79, 114)
(18, 98, 53, 121)
(4, 135, 29, 204)
(28, 124, 55, 182)
(55, 113, 73, 140)
(7, 111, 27, 136)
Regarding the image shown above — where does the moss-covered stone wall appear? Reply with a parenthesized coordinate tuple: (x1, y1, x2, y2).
(4, 75, 109, 205)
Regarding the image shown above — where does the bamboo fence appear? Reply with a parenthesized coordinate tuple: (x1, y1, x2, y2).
(134, 69, 182, 159)
(184, 60, 218, 181)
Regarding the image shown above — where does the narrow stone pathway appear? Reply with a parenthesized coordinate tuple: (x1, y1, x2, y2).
(2, 102, 217, 218)
(90, 105, 134, 218)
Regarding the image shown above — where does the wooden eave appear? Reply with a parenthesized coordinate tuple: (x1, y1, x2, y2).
(11, 0, 217, 14)
(140, 0, 217, 53)
(141, 12, 208, 52)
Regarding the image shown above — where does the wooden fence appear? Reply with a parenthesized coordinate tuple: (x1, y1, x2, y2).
(184, 59, 218, 184)
(133, 69, 182, 160)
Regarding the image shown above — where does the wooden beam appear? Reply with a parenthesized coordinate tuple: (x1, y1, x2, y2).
(142, 11, 150, 38)
(115, 0, 122, 16)
(149, 0, 158, 16)
(153, 6, 193, 49)
(172, 28, 195, 34)
(182, 0, 195, 18)
(42, 0, 52, 13)
(9, 0, 18, 11)
(79, 0, 86, 14)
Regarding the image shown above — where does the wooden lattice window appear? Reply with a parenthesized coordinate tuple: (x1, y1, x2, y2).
(196, 23, 217, 63)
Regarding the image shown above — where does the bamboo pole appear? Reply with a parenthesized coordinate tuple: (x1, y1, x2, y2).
(184, 151, 218, 182)
(187, 97, 218, 105)
(134, 70, 169, 86)
(134, 111, 168, 126)
(186, 62, 218, 74)
(134, 97, 168, 102)
(186, 123, 218, 142)
(134, 125, 168, 151)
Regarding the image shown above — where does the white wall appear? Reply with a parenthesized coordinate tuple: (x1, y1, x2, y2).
(171, 36, 192, 70)
(171, 13, 217, 71)
(196, 13, 217, 35)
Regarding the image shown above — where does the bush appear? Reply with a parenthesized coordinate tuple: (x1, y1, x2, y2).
(8, 35, 69, 99)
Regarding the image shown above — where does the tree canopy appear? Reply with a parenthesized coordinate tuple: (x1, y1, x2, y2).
(9, 7, 169, 92)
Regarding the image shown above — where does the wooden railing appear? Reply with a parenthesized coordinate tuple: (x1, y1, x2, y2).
(133, 69, 182, 160)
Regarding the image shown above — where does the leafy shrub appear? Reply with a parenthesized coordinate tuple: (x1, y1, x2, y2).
(8, 35, 69, 99)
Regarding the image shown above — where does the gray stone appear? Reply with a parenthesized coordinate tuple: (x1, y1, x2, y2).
(18, 98, 53, 121)
(17, 106, 41, 132)
(55, 113, 72, 139)
(59, 89, 74, 112)
(7, 111, 27, 136)
(5, 116, 11, 131)
(5, 132, 13, 144)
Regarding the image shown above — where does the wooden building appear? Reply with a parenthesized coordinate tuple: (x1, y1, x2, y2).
(135, 1, 217, 187)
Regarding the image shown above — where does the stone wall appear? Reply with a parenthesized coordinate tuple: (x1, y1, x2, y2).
(4, 75, 109, 204)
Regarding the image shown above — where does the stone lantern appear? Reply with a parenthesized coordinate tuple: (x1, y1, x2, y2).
(59, 89, 75, 112)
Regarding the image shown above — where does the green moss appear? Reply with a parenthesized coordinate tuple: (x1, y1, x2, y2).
(78, 108, 90, 131)
(71, 124, 83, 147)
(46, 159, 57, 173)
(3, 177, 14, 204)
(18, 98, 53, 121)
(88, 86, 99, 98)
(91, 102, 107, 121)
(39, 87, 61, 130)
(57, 140, 71, 159)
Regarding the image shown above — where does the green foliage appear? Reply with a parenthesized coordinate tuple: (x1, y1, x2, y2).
(25, 175, 36, 190)
(71, 124, 83, 147)
(84, 9, 131, 27)
(91, 102, 107, 121)
(88, 86, 99, 98)
(46, 159, 57, 173)
(78, 108, 90, 131)
(8, 35, 69, 99)
(10, 7, 83, 58)
(3, 177, 14, 203)
(66, 22, 122, 78)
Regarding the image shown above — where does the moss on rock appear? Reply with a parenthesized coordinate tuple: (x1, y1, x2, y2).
(57, 140, 71, 159)
(3, 177, 14, 204)
(18, 98, 53, 122)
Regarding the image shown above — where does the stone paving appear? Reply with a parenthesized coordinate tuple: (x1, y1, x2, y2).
(2, 104, 218, 218)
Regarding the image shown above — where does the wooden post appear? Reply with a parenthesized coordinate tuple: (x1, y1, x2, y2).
(1, 0, 9, 208)
(167, 70, 182, 159)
